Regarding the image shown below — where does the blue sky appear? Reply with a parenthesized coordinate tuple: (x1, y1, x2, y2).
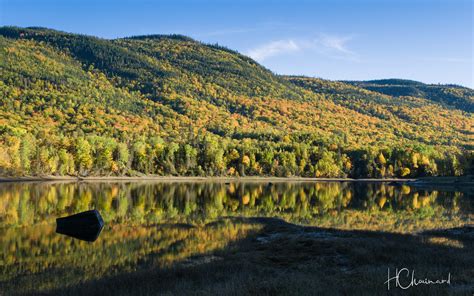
(1, 0, 472, 87)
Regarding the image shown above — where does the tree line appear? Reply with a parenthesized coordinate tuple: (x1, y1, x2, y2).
(1, 131, 470, 178)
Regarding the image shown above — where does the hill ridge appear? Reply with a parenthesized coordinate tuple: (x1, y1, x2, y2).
(0, 26, 472, 177)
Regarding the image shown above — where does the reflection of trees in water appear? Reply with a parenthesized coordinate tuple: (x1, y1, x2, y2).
(0, 220, 261, 294)
(0, 182, 471, 293)
(0, 182, 470, 227)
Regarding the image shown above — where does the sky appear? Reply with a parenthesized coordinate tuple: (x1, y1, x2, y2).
(1, 0, 472, 87)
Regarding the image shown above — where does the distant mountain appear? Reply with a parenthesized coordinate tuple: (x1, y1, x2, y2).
(345, 79, 473, 112)
(0, 26, 472, 177)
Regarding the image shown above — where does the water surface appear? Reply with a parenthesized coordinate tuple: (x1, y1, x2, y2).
(0, 181, 472, 294)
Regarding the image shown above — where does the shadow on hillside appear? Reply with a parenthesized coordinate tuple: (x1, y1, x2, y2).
(41, 218, 474, 296)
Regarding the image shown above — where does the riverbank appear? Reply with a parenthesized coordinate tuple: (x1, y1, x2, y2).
(1, 175, 473, 187)
(0, 175, 419, 183)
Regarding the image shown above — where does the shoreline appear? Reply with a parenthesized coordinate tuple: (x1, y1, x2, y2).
(0, 175, 472, 188)
(0, 175, 418, 183)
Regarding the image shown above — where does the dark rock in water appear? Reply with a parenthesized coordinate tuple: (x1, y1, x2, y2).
(56, 209, 104, 242)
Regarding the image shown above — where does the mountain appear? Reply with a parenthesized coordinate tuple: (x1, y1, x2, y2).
(0, 26, 472, 177)
(345, 79, 474, 112)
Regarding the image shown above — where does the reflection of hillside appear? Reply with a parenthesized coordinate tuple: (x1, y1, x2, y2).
(0, 220, 262, 294)
(1, 217, 473, 295)
(0, 182, 471, 231)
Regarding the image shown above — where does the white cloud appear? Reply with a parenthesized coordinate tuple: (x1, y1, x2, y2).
(318, 34, 354, 55)
(246, 33, 359, 62)
(247, 40, 301, 62)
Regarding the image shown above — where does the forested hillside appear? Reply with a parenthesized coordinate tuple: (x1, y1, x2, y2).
(0, 27, 472, 178)
(345, 79, 474, 112)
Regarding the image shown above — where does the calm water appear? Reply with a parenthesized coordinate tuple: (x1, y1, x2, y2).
(0, 181, 472, 294)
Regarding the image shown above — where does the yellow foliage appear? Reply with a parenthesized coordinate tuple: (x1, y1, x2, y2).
(241, 155, 250, 167)
(400, 167, 411, 177)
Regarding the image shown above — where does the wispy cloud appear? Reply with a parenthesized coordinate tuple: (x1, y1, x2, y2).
(246, 33, 359, 62)
(247, 40, 300, 61)
(318, 34, 355, 55)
